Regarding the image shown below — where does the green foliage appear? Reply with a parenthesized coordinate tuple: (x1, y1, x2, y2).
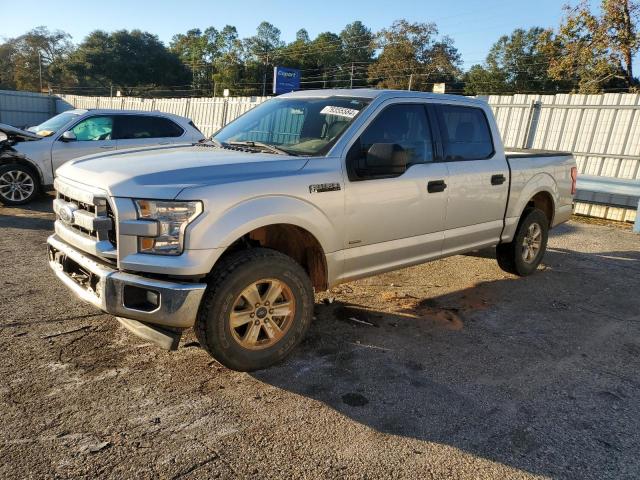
(66, 30, 190, 95)
(368, 20, 461, 90)
(0, 26, 74, 91)
(0, 9, 637, 96)
(464, 27, 571, 95)
(544, 0, 638, 92)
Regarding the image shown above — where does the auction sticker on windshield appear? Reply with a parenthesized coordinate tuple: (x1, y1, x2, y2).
(320, 106, 360, 119)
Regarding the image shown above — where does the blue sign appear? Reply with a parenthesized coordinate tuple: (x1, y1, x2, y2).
(273, 66, 301, 95)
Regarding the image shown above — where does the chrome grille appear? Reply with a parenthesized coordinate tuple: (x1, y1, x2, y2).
(53, 178, 117, 260)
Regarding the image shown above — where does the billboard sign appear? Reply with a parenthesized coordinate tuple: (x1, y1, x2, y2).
(273, 66, 301, 95)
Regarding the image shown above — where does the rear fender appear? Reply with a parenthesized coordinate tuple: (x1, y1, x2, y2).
(502, 172, 558, 242)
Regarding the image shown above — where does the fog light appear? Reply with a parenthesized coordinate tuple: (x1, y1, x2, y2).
(123, 285, 160, 312)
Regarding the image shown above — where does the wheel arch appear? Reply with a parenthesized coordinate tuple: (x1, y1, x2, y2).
(221, 223, 329, 292)
(192, 196, 338, 291)
(0, 156, 44, 186)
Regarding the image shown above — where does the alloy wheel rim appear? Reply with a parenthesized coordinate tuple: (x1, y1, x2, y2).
(229, 278, 295, 350)
(0, 170, 35, 202)
(521, 222, 542, 263)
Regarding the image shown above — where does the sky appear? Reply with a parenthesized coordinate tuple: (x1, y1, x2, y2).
(0, 0, 636, 71)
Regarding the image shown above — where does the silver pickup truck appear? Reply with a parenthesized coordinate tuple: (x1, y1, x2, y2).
(47, 89, 576, 371)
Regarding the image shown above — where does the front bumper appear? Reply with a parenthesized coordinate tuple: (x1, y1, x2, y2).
(47, 235, 207, 330)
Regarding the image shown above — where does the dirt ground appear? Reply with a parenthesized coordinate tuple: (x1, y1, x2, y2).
(1, 194, 639, 480)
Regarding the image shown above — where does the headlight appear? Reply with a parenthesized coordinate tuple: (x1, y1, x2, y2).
(134, 200, 203, 255)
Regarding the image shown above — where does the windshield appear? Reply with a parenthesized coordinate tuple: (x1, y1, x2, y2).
(213, 96, 370, 156)
(30, 111, 82, 137)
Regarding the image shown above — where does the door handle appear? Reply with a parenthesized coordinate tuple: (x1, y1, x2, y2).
(427, 180, 447, 193)
(491, 174, 506, 185)
(100, 145, 115, 149)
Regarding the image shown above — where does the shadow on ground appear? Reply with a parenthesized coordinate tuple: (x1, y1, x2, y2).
(249, 248, 640, 478)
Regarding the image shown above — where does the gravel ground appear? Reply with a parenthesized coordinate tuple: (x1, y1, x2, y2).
(1, 194, 639, 480)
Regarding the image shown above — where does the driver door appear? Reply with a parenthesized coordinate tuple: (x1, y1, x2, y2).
(341, 102, 449, 280)
(51, 115, 116, 175)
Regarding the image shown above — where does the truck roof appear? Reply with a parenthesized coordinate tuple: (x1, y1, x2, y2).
(280, 88, 486, 106)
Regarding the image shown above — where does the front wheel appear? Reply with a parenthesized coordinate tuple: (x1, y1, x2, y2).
(496, 208, 549, 276)
(195, 248, 314, 371)
(0, 164, 40, 205)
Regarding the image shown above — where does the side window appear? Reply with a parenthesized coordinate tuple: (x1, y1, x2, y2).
(359, 104, 433, 166)
(152, 117, 184, 137)
(114, 115, 184, 140)
(437, 105, 494, 161)
(71, 116, 113, 141)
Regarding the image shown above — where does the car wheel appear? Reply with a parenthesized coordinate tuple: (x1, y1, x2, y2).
(496, 208, 549, 276)
(0, 164, 40, 206)
(195, 248, 314, 371)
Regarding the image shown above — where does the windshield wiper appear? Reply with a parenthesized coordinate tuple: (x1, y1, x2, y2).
(225, 140, 297, 156)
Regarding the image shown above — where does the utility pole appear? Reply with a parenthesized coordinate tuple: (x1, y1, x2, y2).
(408, 73, 413, 91)
(110, 83, 113, 98)
(38, 50, 43, 93)
(350, 62, 354, 89)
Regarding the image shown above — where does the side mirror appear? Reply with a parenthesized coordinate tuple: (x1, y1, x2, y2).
(60, 131, 76, 142)
(364, 143, 407, 176)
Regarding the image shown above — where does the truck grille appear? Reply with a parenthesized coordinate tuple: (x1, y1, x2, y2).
(53, 179, 117, 260)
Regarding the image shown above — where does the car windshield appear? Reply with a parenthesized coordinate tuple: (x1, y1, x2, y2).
(30, 111, 82, 136)
(212, 96, 371, 156)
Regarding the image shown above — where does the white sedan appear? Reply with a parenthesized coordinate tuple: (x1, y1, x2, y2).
(0, 109, 205, 205)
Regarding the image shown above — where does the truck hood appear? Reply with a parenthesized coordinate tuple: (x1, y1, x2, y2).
(56, 144, 310, 199)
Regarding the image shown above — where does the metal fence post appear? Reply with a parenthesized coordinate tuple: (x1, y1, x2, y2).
(522, 100, 541, 149)
(222, 99, 229, 127)
(634, 199, 640, 234)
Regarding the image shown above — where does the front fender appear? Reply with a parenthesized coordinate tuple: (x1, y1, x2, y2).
(186, 195, 340, 255)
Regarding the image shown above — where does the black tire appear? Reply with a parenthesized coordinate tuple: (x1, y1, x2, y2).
(496, 208, 549, 276)
(0, 163, 40, 206)
(195, 248, 314, 371)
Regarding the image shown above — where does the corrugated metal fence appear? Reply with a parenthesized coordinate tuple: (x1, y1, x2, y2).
(0, 90, 57, 128)
(482, 93, 640, 223)
(57, 94, 269, 137)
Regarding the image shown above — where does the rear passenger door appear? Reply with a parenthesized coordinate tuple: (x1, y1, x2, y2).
(114, 115, 185, 150)
(435, 104, 509, 254)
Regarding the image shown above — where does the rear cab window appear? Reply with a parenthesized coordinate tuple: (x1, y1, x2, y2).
(435, 104, 494, 161)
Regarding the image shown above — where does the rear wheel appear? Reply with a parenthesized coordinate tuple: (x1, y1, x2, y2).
(0, 164, 40, 205)
(195, 248, 314, 371)
(496, 208, 548, 276)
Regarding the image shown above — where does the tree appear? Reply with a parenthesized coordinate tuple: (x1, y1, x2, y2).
(0, 42, 17, 90)
(170, 28, 221, 91)
(244, 22, 285, 64)
(4, 27, 74, 92)
(464, 27, 569, 95)
(463, 65, 509, 95)
(212, 26, 247, 95)
(543, 0, 636, 92)
(340, 21, 375, 64)
(601, 0, 639, 87)
(368, 20, 461, 90)
(68, 30, 190, 95)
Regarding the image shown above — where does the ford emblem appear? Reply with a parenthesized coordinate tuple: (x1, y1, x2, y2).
(59, 204, 76, 225)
